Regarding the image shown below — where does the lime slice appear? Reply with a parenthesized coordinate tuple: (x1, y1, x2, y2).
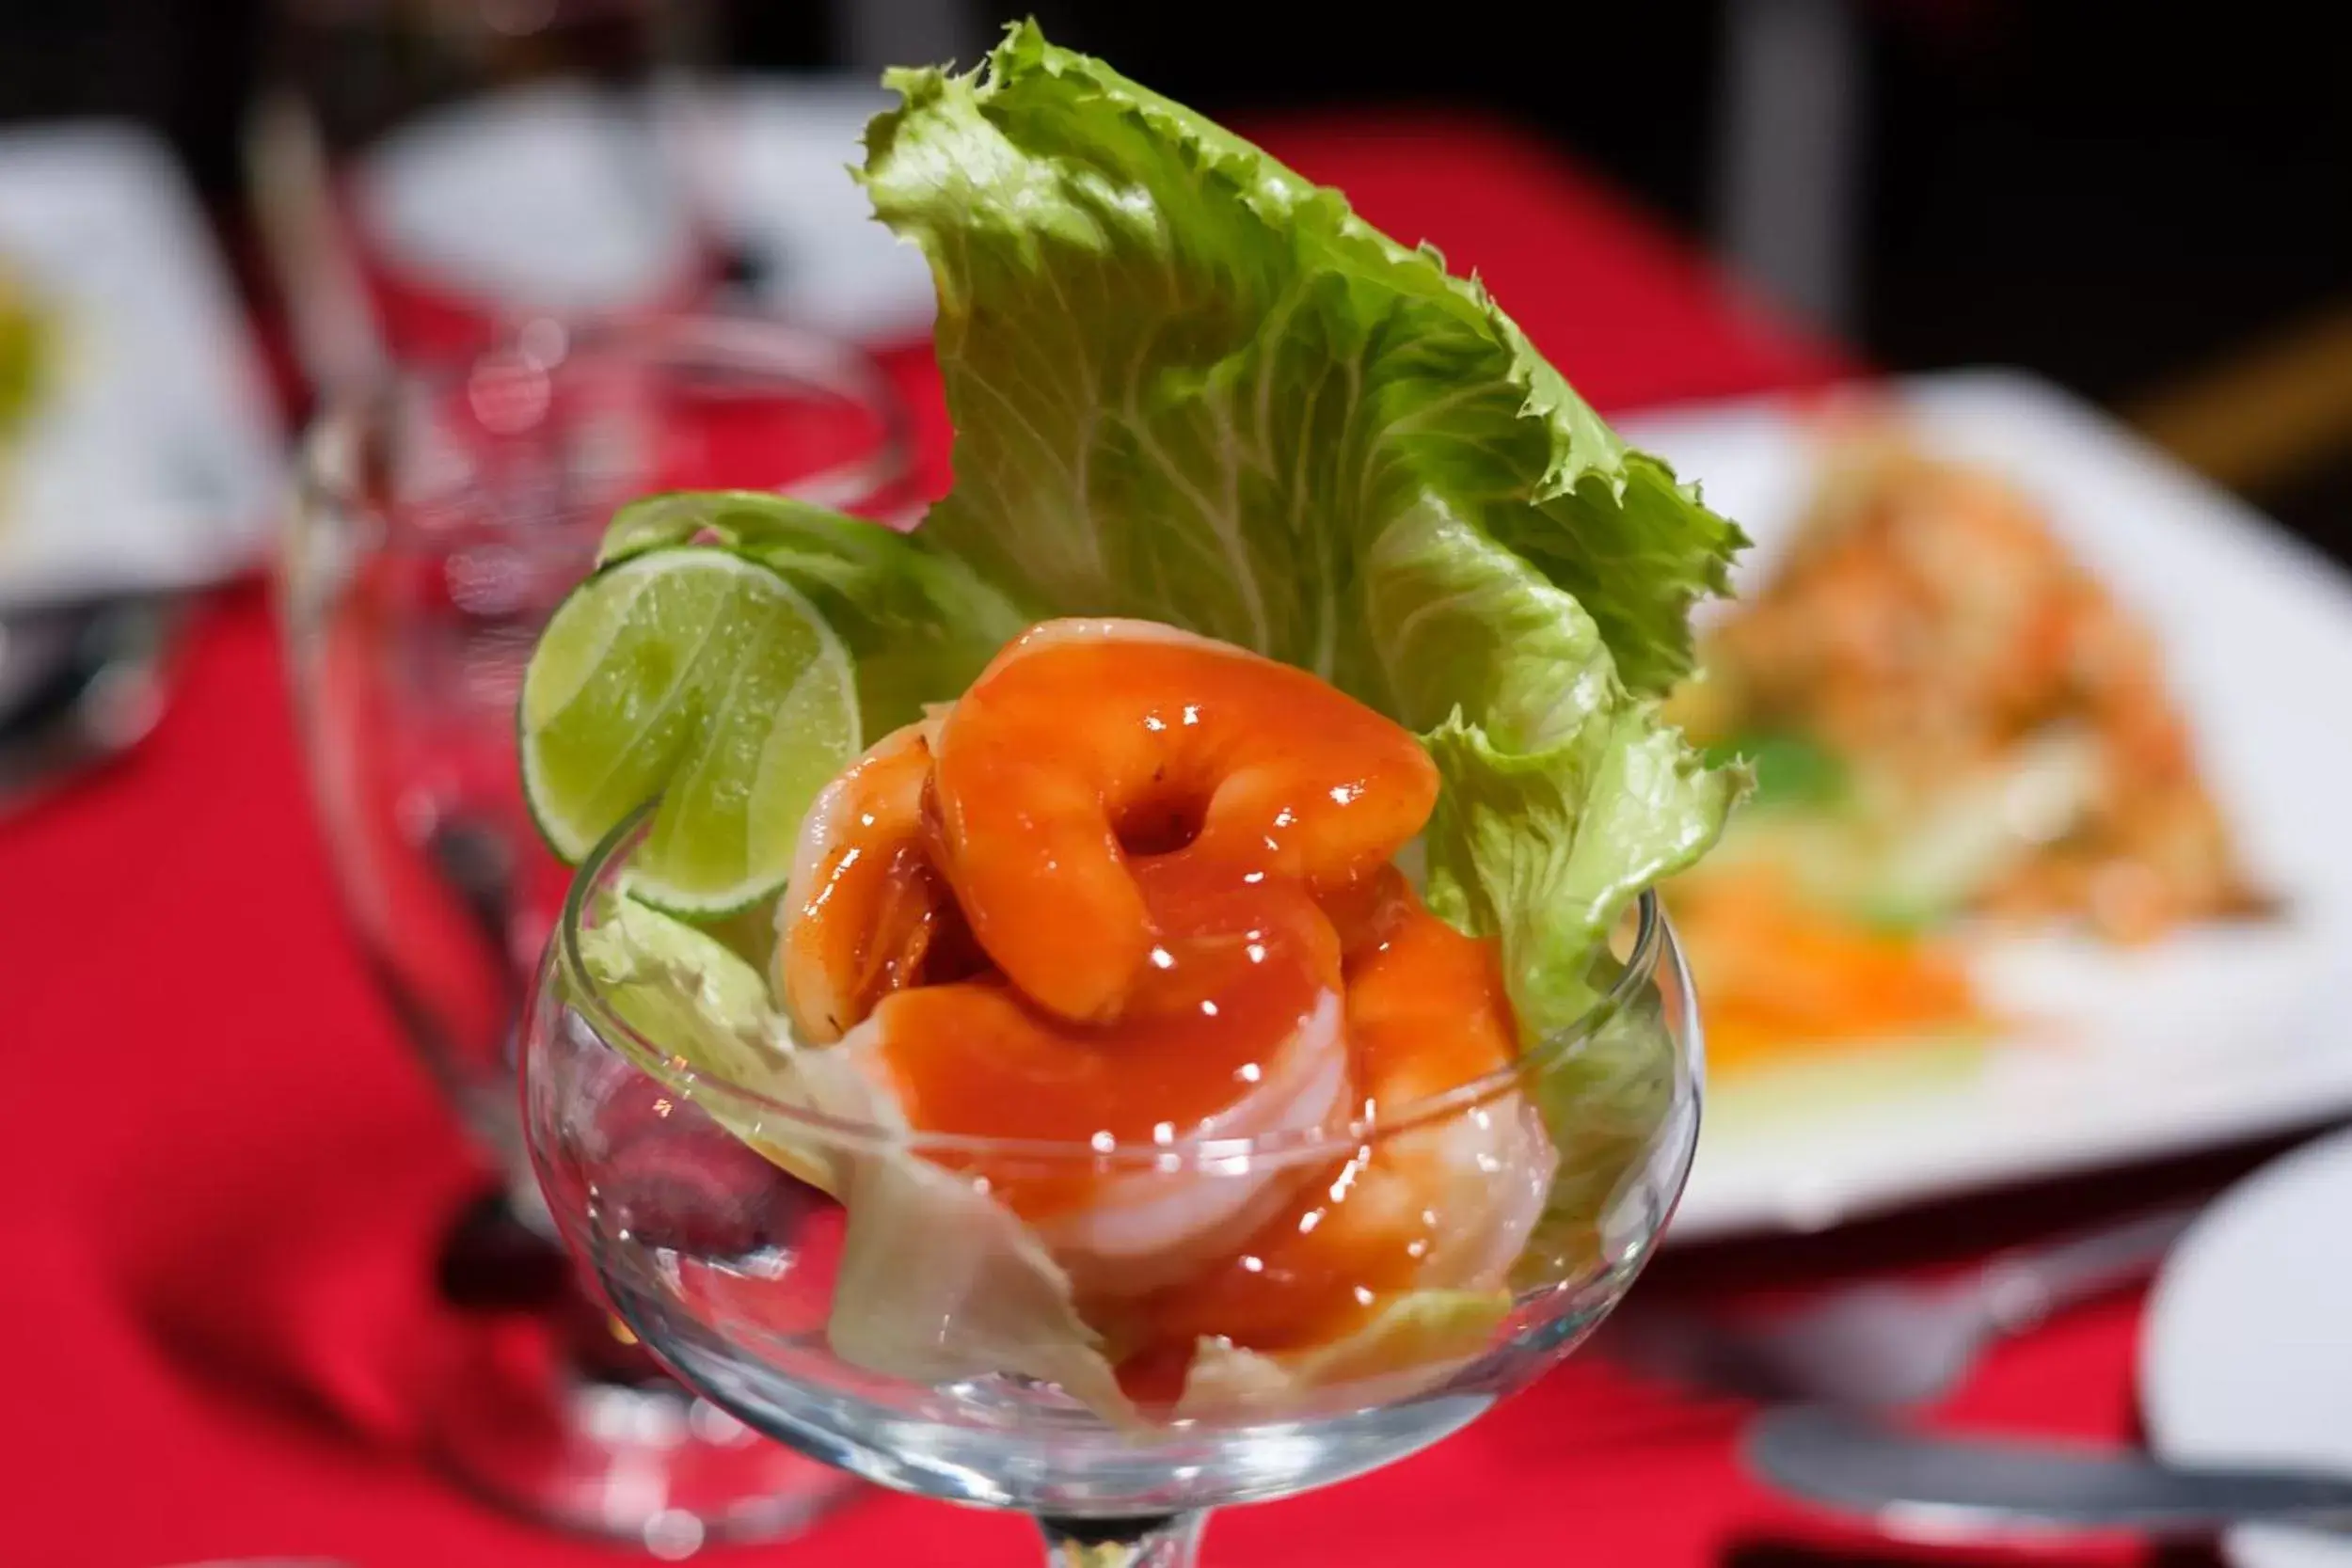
(521, 547, 859, 912)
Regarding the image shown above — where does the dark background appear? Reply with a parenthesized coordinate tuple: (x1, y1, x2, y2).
(8, 0, 2350, 539)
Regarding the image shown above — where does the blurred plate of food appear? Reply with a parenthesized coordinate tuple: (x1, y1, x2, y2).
(1620, 370, 2352, 1240)
(0, 124, 280, 609)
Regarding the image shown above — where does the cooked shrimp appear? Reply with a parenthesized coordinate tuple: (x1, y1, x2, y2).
(1120, 874, 1554, 1355)
(929, 620, 1440, 1023)
(776, 619, 1540, 1346)
(777, 724, 979, 1042)
(836, 857, 1353, 1290)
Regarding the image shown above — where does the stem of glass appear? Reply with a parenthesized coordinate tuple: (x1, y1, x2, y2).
(1037, 1513, 1206, 1567)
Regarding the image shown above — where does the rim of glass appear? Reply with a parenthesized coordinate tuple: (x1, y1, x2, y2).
(295, 310, 918, 549)
(553, 803, 1690, 1168)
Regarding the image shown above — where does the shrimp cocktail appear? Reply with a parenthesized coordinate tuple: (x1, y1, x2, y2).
(516, 24, 1740, 1564)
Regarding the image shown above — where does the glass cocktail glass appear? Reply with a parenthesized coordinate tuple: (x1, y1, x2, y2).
(521, 808, 1702, 1564)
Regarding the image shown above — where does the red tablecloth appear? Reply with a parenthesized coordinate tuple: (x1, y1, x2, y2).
(0, 115, 2183, 1568)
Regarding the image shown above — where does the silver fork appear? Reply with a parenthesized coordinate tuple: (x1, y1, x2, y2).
(1608, 1203, 2201, 1407)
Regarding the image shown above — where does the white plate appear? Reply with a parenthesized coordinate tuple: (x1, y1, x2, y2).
(1618, 371, 2352, 1241)
(356, 80, 704, 317)
(0, 124, 281, 608)
(355, 76, 936, 343)
(2142, 1126, 2352, 1568)
(720, 79, 937, 341)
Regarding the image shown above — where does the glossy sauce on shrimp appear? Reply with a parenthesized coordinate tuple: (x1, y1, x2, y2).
(1111, 872, 1552, 1365)
(930, 620, 1440, 1022)
(776, 619, 1547, 1362)
(777, 725, 974, 1042)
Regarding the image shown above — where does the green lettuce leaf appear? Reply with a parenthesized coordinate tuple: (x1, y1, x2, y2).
(577, 892, 835, 1189)
(1510, 984, 1684, 1285)
(1420, 687, 1735, 1270)
(1174, 1289, 1511, 1419)
(599, 491, 1025, 738)
(819, 1122, 1134, 1424)
(574, 895, 1131, 1420)
(580, 891, 789, 1084)
(860, 21, 1742, 701)
(861, 24, 1744, 1268)
(1424, 712, 1740, 1029)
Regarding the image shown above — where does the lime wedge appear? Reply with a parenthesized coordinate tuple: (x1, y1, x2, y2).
(521, 547, 859, 913)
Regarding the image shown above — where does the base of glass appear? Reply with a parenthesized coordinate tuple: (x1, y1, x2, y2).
(425, 1186, 861, 1554)
(1040, 1514, 1206, 1567)
(423, 1327, 860, 1555)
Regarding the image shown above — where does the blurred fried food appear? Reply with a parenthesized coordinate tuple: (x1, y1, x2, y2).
(1672, 428, 2269, 1072)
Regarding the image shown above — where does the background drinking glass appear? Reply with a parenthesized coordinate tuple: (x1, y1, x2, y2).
(278, 311, 913, 1544)
(524, 810, 1705, 1567)
(249, 0, 728, 397)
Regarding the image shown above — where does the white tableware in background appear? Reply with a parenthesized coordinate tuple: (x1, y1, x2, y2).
(353, 77, 703, 321)
(257, 0, 716, 390)
(349, 77, 936, 345)
(0, 125, 280, 609)
(1618, 371, 2352, 1240)
(716, 79, 937, 341)
(2143, 1125, 2352, 1568)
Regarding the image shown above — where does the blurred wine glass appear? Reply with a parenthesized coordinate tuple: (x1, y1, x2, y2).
(278, 311, 914, 1544)
(248, 0, 737, 399)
